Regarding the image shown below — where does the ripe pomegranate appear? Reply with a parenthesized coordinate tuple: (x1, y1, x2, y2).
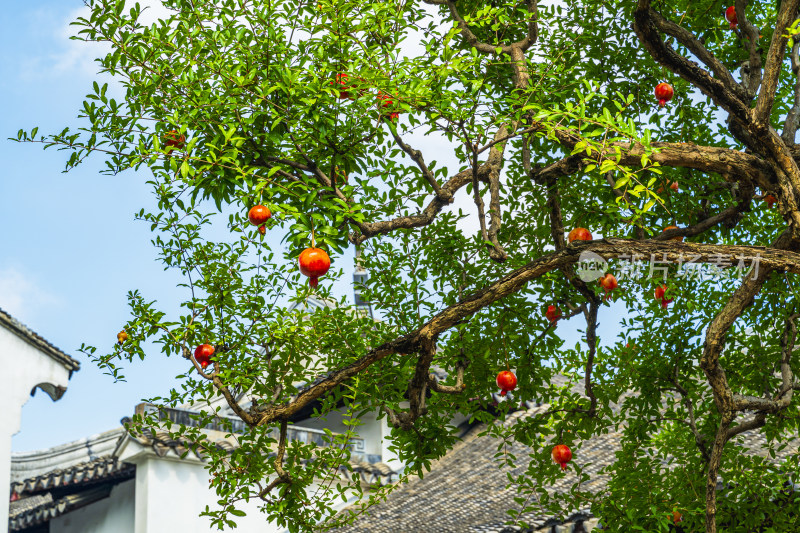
(671, 510, 683, 524)
(764, 194, 777, 208)
(496, 370, 517, 396)
(654, 285, 674, 308)
(663, 225, 684, 242)
(654, 83, 674, 107)
(568, 227, 592, 243)
(654, 285, 667, 301)
(334, 73, 352, 99)
(117, 330, 128, 345)
(164, 130, 186, 150)
(194, 344, 215, 369)
(299, 247, 331, 287)
(725, 6, 737, 29)
(552, 444, 573, 470)
(545, 305, 562, 323)
(599, 273, 618, 292)
(377, 92, 400, 122)
(656, 181, 679, 194)
(248, 205, 272, 226)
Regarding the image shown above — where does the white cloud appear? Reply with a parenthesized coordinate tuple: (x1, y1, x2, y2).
(21, 0, 173, 81)
(0, 268, 61, 323)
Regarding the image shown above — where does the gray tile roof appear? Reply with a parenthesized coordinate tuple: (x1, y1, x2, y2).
(0, 307, 79, 373)
(10, 456, 133, 497)
(327, 403, 799, 533)
(10, 485, 115, 531)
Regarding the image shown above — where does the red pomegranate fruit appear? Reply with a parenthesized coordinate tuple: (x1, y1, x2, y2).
(599, 273, 618, 292)
(248, 205, 272, 226)
(568, 227, 592, 243)
(334, 73, 352, 99)
(654, 83, 674, 107)
(545, 305, 562, 323)
(552, 444, 573, 470)
(164, 129, 186, 153)
(725, 6, 737, 29)
(496, 370, 517, 396)
(654, 285, 674, 308)
(377, 92, 400, 122)
(663, 225, 684, 242)
(194, 344, 215, 369)
(299, 247, 331, 287)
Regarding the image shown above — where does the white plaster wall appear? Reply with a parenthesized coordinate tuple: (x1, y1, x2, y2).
(129, 454, 361, 532)
(0, 327, 73, 527)
(133, 456, 286, 533)
(51, 479, 135, 533)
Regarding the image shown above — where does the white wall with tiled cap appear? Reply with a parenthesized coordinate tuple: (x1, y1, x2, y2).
(114, 435, 360, 532)
(1, 319, 75, 529)
(50, 479, 134, 533)
(11, 428, 125, 483)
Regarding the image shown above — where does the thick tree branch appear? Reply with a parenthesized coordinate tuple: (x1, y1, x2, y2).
(725, 413, 766, 440)
(511, 0, 539, 51)
(532, 140, 775, 191)
(735, 0, 763, 97)
(705, 413, 734, 533)
(700, 267, 773, 414)
(406, 336, 437, 424)
(582, 301, 599, 416)
(754, 0, 800, 124)
(782, 40, 800, 144)
(440, 0, 507, 55)
(633, 0, 752, 122)
(253, 237, 800, 428)
(649, 8, 748, 103)
(354, 128, 775, 247)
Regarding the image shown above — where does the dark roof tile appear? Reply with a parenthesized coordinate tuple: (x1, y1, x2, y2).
(0, 307, 79, 372)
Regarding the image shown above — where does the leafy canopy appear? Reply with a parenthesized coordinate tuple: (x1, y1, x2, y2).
(16, 0, 800, 531)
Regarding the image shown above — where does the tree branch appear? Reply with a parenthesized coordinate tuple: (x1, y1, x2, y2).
(258, 419, 291, 500)
(389, 128, 452, 202)
(735, 0, 763, 97)
(782, 40, 800, 144)
(649, 7, 749, 103)
(253, 237, 800, 428)
(633, 0, 752, 122)
(754, 0, 800, 124)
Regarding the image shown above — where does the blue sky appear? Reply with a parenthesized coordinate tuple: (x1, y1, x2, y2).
(2, 0, 193, 451)
(3, 1, 626, 453)
(1, 0, 377, 452)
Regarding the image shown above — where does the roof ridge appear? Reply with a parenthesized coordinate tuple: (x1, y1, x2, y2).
(0, 307, 79, 371)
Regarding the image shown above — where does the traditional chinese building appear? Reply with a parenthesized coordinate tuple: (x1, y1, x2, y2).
(1, 308, 80, 530)
(8, 270, 404, 533)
